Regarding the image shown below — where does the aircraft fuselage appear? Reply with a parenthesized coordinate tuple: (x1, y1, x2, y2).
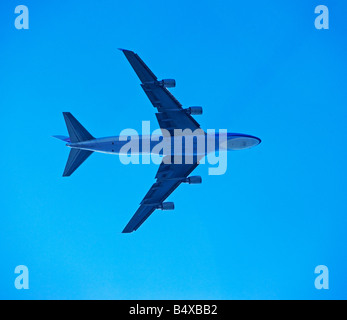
(67, 132, 261, 156)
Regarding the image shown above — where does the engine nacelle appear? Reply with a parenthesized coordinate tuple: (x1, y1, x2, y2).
(157, 202, 175, 210)
(184, 176, 202, 184)
(185, 106, 203, 115)
(158, 79, 176, 88)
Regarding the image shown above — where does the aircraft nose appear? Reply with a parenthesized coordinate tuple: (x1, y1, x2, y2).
(226, 135, 261, 150)
(249, 135, 261, 145)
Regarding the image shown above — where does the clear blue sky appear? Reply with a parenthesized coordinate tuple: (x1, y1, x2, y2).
(0, 0, 346, 299)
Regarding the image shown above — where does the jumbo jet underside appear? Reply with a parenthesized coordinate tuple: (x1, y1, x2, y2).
(53, 49, 261, 233)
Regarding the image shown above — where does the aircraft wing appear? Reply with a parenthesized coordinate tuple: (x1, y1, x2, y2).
(120, 50, 203, 233)
(120, 49, 201, 135)
(122, 156, 200, 233)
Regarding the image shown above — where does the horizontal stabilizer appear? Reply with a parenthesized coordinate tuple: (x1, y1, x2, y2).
(63, 112, 94, 143)
(63, 148, 93, 177)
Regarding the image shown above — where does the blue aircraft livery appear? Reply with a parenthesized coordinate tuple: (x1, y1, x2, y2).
(53, 50, 261, 233)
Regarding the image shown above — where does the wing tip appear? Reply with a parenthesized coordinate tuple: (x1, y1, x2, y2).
(118, 48, 133, 54)
(122, 228, 134, 234)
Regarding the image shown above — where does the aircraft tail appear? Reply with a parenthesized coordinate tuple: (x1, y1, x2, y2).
(63, 148, 93, 177)
(57, 112, 95, 177)
(62, 112, 94, 143)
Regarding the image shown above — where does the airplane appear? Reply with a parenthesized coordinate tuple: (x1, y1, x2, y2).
(53, 49, 261, 233)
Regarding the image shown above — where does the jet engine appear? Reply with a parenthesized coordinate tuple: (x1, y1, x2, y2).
(184, 176, 202, 184)
(158, 79, 176, 88)
(185, 107, 203, 115)
(157, 202, 175, 210)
